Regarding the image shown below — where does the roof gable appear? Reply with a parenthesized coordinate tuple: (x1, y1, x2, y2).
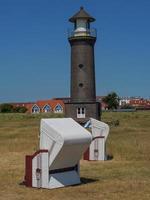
(69, 7, 95, 23)
(36, 100, 64, 110)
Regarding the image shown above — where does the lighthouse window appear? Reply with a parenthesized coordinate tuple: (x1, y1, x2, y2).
(82, 107, 85, 114)
(77, 107, 86, 118)
(79, 64, 84, 69)
(77, 108, 80, 114)
(79, 83, 83, 87)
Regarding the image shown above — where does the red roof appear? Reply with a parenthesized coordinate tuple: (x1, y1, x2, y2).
(36, 99, 64, 111)
(10, 99, 64, 113)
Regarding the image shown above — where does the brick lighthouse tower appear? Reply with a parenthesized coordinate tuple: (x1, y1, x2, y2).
(65, 7, 101, 124)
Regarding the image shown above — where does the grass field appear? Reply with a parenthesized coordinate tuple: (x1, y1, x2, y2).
(0, 112, 150, 200)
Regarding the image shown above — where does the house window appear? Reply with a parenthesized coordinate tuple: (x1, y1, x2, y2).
(32, 105, 40, 113)
(54, 104, 63, 113)
(43, 104, 51, 113)
(77, 107, 86, 118)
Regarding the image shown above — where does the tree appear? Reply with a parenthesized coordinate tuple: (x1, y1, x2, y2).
(0, 103, 14, 113)
(102, 92, 119, 110)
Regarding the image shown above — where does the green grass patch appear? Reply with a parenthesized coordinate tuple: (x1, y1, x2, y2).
(0, 112, 150, 200)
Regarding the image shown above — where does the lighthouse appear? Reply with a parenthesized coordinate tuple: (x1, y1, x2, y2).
(65, 7, 101, 124)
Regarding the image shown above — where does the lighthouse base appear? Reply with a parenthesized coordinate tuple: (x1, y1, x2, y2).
(65, 101, 101, 125)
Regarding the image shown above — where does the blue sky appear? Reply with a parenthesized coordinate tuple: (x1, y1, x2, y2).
(0, 0, 150, 103)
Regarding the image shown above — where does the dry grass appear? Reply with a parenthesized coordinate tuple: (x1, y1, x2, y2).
(0, 112, 150, 200)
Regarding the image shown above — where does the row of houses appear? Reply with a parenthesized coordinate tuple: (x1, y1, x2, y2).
(97, 96, 150, 110)
(119, 97, 150, 108)
(13, 99, 64, 114)
(10, 96, 150, 114)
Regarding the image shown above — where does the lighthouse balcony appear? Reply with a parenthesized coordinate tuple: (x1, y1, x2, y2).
(68, 28, 97, 39)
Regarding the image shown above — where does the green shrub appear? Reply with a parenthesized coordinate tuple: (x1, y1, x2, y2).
(0, 104, 14, 113)
(120, 104, 134, 109)
(13, 106, 27, 113)
(0, 104, 28, 113)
